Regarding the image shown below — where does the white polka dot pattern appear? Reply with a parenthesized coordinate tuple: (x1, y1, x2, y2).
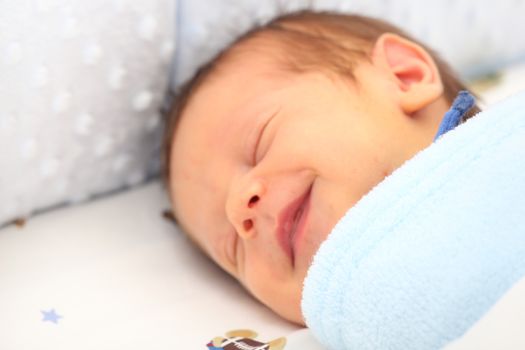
(5, 42, 22, 64)
(52, 91, 72, 113)
(74, 112, 93, 135)
(62, 17, 79, 38)
(108, 65, 127, 90)
(19, 138, 37, 160)
(0, 0, 176, 225)
(132, 90, 154, 111)
(172, 0, 525, 88)
(137, 15, 159, 41)
(32, 65, 49, 87)
(82, 43, 103, 65)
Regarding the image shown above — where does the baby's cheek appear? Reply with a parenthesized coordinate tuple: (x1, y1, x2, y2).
(242, 255, 301, 312)
(246, 274, 303, 324)
(242, 254, 276, 292)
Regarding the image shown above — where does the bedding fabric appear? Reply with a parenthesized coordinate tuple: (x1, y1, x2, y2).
(0, 182, 299, 349)
(301, 89, 525, 350)
(172, 0, 525, 89)
(0, 0, 175, 226)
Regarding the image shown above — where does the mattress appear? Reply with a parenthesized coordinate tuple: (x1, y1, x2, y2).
(0, 181, 320, 348)
(1, 62, 524, 349)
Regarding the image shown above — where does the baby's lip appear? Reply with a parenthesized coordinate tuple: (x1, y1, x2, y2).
(276, 185, 312, 266)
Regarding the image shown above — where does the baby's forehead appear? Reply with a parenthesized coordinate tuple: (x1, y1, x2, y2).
(212, 30, 330, 80)
(209, 32, 300, 81)
(209, 28, 365, 92)
(182, 42, 295, 121)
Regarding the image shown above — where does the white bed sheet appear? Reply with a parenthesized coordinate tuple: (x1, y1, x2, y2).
(0, 182, 305, 349)
(1, 62, 524, 350)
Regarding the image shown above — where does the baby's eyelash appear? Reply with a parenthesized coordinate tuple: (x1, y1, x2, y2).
(252, 125, 265, 165)
(252, 115, 273, 165)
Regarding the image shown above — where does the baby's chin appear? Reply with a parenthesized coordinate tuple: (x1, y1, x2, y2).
(263, 285, 306, 326)
(275, 249, 319, 325)
(278, 304, 306, 326)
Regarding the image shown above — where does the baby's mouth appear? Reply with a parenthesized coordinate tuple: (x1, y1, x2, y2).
(276, 186, 312, 266)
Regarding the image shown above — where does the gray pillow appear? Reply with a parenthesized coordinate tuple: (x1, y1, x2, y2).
(0, 0, 176, 225)
(171, 0, 525, 88)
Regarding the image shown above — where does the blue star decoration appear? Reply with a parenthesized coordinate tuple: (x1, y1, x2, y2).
(41, 309, 63, 324)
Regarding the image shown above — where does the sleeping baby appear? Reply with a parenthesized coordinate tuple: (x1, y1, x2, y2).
(161, 10, 480, 325)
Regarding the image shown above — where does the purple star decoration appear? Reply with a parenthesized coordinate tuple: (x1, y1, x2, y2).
(41, 309, 63, 324)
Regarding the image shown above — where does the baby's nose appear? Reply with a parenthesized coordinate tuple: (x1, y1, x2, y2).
(225, 178, 265, 239)
(241, 194, 260, 230)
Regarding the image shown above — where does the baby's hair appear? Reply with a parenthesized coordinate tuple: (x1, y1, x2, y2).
(161, 10, 480, 190)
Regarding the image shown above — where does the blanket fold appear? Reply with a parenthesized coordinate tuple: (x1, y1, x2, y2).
(302, 90, 525, 350)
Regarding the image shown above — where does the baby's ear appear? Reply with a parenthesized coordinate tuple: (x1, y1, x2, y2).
(372, 33, 444, 114)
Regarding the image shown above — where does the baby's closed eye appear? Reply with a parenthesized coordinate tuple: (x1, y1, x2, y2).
(252, 111, 278, 165)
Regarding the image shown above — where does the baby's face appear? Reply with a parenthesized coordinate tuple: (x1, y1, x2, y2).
(169, 49, 432, 324)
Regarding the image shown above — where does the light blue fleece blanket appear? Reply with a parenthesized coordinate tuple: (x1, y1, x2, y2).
(302, 90, 525, 350)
